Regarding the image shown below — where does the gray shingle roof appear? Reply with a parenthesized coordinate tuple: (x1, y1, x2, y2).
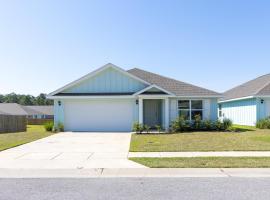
(127, 68, 221, 97)
(0, 103, 28, 116)
(23, 106, 54, 116)
(222, 73, 270, 101)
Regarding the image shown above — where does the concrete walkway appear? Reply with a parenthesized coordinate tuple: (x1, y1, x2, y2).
(128, 151, 270, 158)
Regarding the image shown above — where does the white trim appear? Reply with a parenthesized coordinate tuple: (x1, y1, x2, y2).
(139, 98, 143, 124)
(176, 96, 222, 98)
(138, 95, 175, 99)
(133, 84, 175, 96)
(255, 95, 270, 98)
(164, 98, 169, 130)
(218, 96, 254, 103)
(49, 63, 150, 96)
(47, 95, 135, 99)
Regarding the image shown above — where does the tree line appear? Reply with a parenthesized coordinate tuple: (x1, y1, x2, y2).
(0, 93, 53, 105)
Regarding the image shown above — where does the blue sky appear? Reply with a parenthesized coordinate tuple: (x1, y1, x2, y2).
(0, 0, 269, 96)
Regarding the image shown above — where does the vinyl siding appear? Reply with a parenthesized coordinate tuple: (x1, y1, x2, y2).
(63, 67, 147, 93)
(257, 97, 270, 120)
(220, 98, 257, 126)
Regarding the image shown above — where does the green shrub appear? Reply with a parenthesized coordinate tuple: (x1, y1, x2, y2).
(223, 118, 233, 130)
(214, 120, 225, 131)
(132, 122, 144, 134)
(171, 116, 192, 132)
(52, 122, 65, 133)
(155, 125, 162, 133)
(144, 125, 151, 133)
(201, 120, 213, 131)
(256, 117, 270, 129)
(193, 114, 202, 130)
(44, 121, 54, 132)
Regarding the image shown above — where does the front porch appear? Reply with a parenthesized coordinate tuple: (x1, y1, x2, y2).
(138, 97, 170, 130)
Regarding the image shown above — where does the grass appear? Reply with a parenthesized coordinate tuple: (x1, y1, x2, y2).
(0, 125, 55, 151)
(130, 157, 270, 168)
(130, 126, 270, 152)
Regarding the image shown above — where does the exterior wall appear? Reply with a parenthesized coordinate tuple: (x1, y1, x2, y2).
(257, 97, 270, 120)
(169, 97, 219, 123)
(63, 67, 147, 93)
(220, 98, 257, 126)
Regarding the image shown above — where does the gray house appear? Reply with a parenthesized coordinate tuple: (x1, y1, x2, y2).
(219, 74, 270, 126)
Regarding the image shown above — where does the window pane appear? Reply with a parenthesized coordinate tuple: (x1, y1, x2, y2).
(179, 110, 190, 120)
(191, 110, 203, 120)
(178, 100, 190, 109)
(191, 100, 203, 109)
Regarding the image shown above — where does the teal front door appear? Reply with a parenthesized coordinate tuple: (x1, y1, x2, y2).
(143, 99, 162, 128)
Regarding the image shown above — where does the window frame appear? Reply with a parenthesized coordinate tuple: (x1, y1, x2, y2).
(178, 100, 204, 120)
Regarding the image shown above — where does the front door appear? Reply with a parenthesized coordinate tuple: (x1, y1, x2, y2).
(143, 99, 162, 128)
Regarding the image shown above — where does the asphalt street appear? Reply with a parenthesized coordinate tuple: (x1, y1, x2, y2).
(0, 178, 270, 200)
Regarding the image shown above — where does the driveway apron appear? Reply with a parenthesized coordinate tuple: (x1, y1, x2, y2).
(0, 132, 146, 169)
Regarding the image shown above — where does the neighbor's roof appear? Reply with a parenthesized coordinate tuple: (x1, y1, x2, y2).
(0, 103, 28, 116)
(127, 68, 221, 97)
(222, 73, 270, 101)
(23, 106, 53, 116)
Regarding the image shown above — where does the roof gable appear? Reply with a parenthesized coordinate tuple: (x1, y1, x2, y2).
(49, 63, 149, 96)
(127, 68, 221, 97)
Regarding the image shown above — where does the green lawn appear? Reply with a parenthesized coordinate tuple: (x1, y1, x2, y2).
(0, 125, 55, 151)
(130, 127, 270, 152)
(130, 157, 270, 168)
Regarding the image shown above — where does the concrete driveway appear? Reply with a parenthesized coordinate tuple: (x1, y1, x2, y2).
(0, 132, 146, 169)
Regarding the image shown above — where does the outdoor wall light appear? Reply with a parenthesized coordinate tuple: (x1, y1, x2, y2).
(261, 99, 264, 104)
(58, 101, 62, 106)
(136, 100, 139, 105)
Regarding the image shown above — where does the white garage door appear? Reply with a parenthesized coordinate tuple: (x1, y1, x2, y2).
(64, 99, 134, 132)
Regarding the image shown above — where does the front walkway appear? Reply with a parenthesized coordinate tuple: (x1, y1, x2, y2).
(128, 151, 270, 158)
(0, 132, 146, 169)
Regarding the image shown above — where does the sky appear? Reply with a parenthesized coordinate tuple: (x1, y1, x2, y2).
(0, 0, 270, 96)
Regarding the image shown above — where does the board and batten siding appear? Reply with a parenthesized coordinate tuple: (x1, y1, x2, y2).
(257, 97, 270, 120)
(220, 98, 257, 126)
(63, 67, 147, 94)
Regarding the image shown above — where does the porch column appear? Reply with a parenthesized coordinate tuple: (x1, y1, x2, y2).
(164, 98, 169, 131)
(139, 98, 143, 124)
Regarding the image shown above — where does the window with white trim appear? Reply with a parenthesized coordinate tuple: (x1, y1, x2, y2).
(178, 100, 203, 120)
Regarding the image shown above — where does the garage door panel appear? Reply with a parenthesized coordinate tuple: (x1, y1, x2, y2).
(64, 99, 134, 132)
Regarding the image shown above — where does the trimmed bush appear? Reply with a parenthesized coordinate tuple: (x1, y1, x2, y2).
(44, 121, 54, 132)
(132, 122, 144, 134)
(256, 117, 270, 129)
(170, 117, 233, 133)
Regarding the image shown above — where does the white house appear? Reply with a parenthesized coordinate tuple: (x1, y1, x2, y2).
(219, 73, 270, 126)
(48, 63, 221, 132)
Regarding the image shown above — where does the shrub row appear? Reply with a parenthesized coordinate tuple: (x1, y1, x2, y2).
(132, 122, 163, 134)
(170, 115, 232, 133)
(256, 117, 270, 129)
(44, 122, 64, 132)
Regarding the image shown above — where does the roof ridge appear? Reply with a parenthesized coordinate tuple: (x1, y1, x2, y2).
(128, 68, 221, 94)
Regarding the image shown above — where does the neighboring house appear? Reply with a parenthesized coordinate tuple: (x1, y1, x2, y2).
(47, 63, 221, 132)
(219, 74, 270, 126)
(0, 103, 28, 116)
(22, 106, 54, 119)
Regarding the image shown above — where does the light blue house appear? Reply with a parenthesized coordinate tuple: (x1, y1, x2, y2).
(219, 74, 270, 126)
(48, 63, 221, 132)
